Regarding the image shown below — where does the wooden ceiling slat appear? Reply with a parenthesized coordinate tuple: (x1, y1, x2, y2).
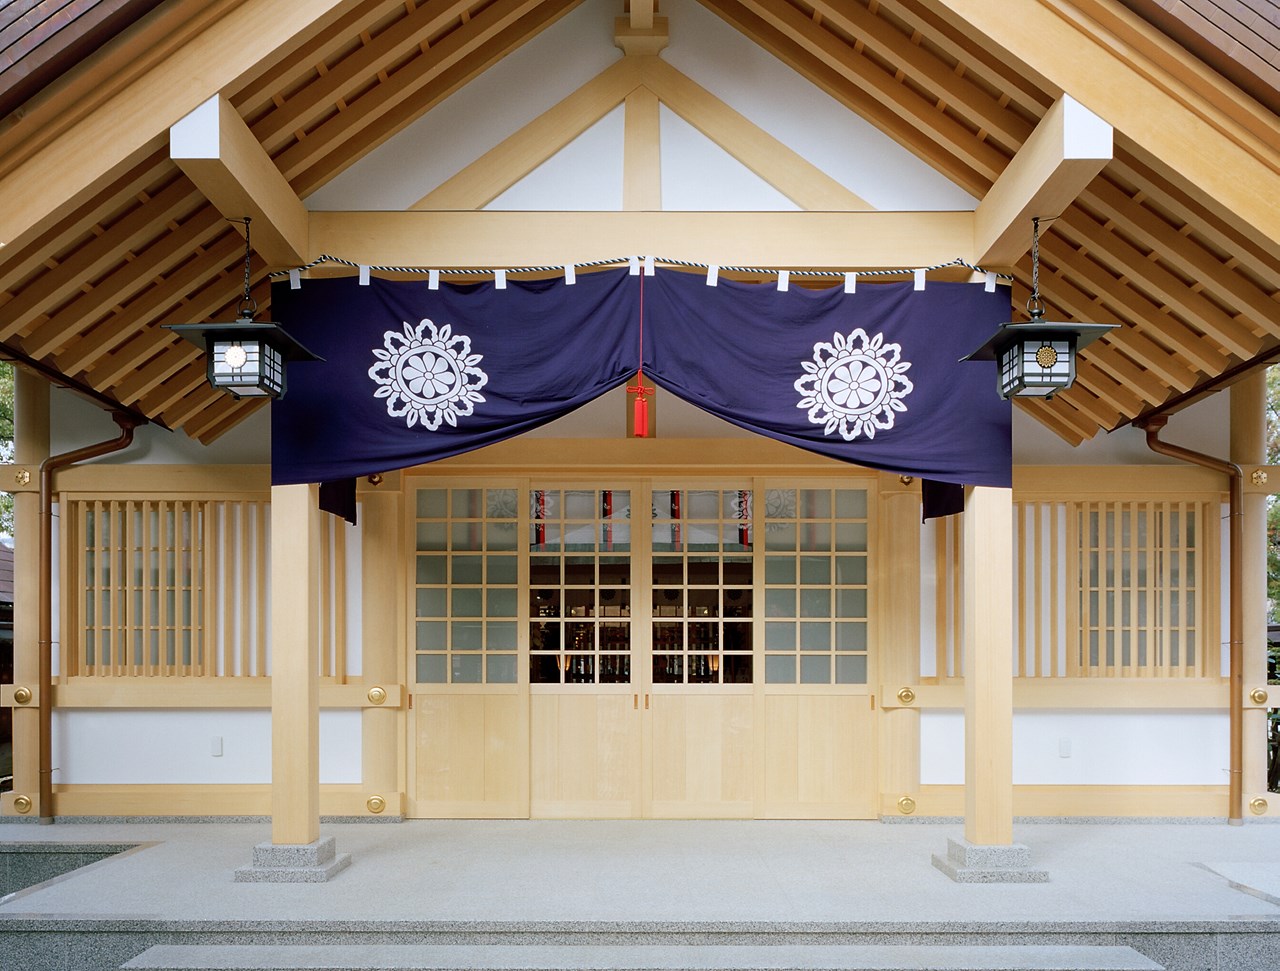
(79, 330, 182, 390)
(1110, 153, 1280, 286)
(183, 394, 261, 442)
(807, 0, 1035, 151)
(55, 231, 245, 377)
(273, 0, 552, 189)
(698, 0, 990, 196)
(157, 377, 226, 430)
(728, 0, 1009, 184)
(1049, 379, 1123, 430)
(251, 0, 477, 154)
(23, 205, 226, 360)
(285, 0, 580, 196)
(0, 176, 198, 341)
(879, 0, 1052, 117)
(1081, 175, 1280, 337)
(1033, 250, 1200, 392)
(1017, 396, 1093, 445)
(232, 0, 407, 121)
(1011, 276, 1172, 408)
(112, 341, 202, 405)
(1054, 209, 1262, 360)
(1072, 356, 1146, 416)
(1038, 233, 1231, 377)
(0, 150, 170, 296)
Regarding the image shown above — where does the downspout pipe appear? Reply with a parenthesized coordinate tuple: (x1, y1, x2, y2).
(37, 412, 141, 822)
(1140, 414, 1243, 825)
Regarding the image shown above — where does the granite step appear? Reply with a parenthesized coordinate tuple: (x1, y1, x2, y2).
(122, 943, 1164, 971)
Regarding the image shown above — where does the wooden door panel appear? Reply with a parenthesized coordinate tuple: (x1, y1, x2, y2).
(760, 693, 877, 818)
(531, 692, 642, 817)
(413, 692, 527, 818)
(649, 691, 754, 817)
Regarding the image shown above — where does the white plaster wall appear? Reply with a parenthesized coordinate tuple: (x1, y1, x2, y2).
(921, 709, 1230, 786)
(51, 709, 362, 785)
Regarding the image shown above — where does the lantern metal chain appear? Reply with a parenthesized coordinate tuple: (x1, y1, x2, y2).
(1027, 215, 1045, 320)
(236, 217, 258, 319)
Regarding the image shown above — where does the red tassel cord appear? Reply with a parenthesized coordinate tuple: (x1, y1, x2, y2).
(626, 269, 653, 438)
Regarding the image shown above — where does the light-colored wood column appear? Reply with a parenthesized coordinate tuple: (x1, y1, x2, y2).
(5, 368, 48, 817)
(1230, 371, 1267, 796)
(623, 86, 661, 211)
(963, 485, 1014, 845)
(270, 482, 321, 845)
(360, 489, 403, 812)
(878, 481, 921, 814)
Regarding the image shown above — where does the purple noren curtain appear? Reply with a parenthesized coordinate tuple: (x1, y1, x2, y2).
(271, 269, 1011, 501)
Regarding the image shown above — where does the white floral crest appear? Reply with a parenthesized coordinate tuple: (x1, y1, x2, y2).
(794, 328, 913, 441)
(369, 319, 487, 430)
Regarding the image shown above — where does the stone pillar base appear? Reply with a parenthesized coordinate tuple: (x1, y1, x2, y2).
(931, 837, 1049, 883)
(234, 836, 351, 883)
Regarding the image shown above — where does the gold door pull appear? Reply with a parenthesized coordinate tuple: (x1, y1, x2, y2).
(633, 694, 638, 710)
(645, 694, 650, 710)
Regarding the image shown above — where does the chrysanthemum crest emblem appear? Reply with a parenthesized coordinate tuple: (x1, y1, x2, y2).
(369, 319, 487, 430)
(794, 328, 913, 441)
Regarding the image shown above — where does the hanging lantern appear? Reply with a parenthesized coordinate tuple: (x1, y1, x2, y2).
(962, 217, 1116, 399)
(167, 217, 320, 399)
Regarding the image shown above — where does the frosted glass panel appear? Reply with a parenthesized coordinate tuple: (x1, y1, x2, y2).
(416, 654, 447, 683)
(766, 655, 796, 683)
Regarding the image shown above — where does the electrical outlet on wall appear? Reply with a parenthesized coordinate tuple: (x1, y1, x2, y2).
(210, 736, 223, 758)
(1058, 737, 1071, 758)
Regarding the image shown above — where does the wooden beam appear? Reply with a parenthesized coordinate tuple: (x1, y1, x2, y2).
(270, 482, 322, 845)
(170, 95, 308, 267)
(615, 15, 669, 56)
(923, 0, 1280, 255)
(639, 57, 871, 211)
(1017, 397, 1092, 445)
(0, 0, 355, 251)
(413, 57, 645, 210)
(630, 0, 656, 29)
(623, 86, 662, 211)
(963, 485, 1015, 845)
(309, 209, 975, 268)
(975, 95, 1112, 267)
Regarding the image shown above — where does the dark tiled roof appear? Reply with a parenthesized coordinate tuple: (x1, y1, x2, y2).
(1120, 0, 1280, 113)
(0, 0, 166, 118)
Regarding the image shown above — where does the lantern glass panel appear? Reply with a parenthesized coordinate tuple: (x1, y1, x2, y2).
(998, 337, 1074, 398)
(209, 338, 285, 398)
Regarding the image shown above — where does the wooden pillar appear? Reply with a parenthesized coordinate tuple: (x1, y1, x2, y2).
(1231, 372, 1267, 798)
(270, 482, 321, 845)
(360, 488, 402, 812)
(5, 369, 48, 817)
(962, 485, 1014, 846)
(879, 481, 921, 814)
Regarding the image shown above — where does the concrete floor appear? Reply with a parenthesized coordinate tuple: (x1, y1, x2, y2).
(1, 818, 1279, 926)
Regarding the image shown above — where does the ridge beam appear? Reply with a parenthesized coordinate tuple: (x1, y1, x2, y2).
(171, 95, 308, 268)
(975, 95, 1112, 268)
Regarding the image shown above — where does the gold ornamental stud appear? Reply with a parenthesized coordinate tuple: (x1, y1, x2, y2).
(896, 687, 916, 706)
(12, 686, 32, 705)
(367, 686, 387, 706)
(367, 473, 384, 486)
(13, 795, 32, 814)
(899, 475, 914, 486)
(1250, 688, 1269, 706)
(15, 469, 30, 486)
(366, 795, 386, 815)
(1250, 797, 1269, 816)
(1251, 469, 1269, 486)
(897, 795, 916, 815)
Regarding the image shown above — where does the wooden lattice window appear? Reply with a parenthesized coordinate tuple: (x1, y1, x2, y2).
(63, 496, 350, 679)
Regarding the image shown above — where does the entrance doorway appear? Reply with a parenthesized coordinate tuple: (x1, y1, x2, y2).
(407, 479, 878, 819)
